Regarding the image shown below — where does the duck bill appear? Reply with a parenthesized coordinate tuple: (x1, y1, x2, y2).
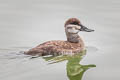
(79, 25, 94, 32)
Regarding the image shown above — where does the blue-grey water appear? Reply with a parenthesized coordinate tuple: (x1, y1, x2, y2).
(0, 0, 120, 80)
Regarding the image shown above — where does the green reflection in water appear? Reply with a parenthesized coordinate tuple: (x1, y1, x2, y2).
(42, 50, 96, 80)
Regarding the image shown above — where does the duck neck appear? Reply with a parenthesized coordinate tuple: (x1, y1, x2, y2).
(66, 33, 81, 43)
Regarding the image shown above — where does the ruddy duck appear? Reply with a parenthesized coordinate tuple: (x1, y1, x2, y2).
(25, 18, 94, 56)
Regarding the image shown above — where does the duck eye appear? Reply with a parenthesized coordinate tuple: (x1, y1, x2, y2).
(70, 22, 79, 25)
(67, 27, 72, 29)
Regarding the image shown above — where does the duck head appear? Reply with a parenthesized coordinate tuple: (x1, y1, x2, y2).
(65, 18, 94, 34)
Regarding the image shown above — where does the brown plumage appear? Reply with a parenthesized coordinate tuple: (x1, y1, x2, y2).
(25, 40, 84, 56)
(25, 18, 94, 56)
(64, 18, 81, 27)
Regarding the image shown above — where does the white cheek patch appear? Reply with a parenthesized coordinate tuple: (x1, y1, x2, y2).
(68, 28, 79, 33)
(76, 25, 81, 30)
(66, 24, 80, 33)
(66, 24, 81, 30)
(66, 24, 75, 27)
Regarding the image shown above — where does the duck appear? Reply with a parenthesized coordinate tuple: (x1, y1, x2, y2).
(24, 18, 94, 56)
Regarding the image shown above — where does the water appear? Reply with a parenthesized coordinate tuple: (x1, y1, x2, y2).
(0, 0, 120, 80)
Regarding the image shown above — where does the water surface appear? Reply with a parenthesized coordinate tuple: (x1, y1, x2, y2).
(0, 0, 120, 80)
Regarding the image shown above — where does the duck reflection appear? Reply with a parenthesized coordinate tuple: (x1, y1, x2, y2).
(42, 50, 96, 80)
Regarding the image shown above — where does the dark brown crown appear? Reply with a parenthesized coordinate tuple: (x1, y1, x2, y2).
(64, 18, 81, 27)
